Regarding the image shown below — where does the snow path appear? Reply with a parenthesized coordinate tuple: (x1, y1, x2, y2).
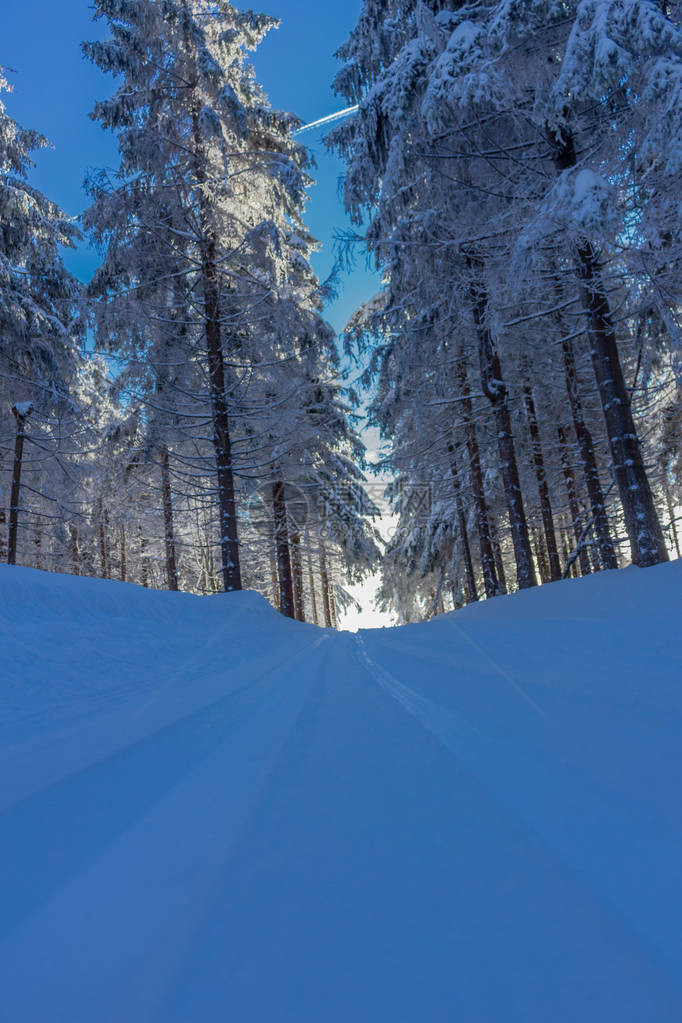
(2, 564, 682, 1021)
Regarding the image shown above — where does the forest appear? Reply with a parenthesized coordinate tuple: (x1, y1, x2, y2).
(3, 4, 682, 1015)
(2, 0, 681, 625)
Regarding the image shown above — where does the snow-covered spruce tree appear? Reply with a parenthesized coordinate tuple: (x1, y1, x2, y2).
(0, 69, 84, 567)
(418, 0, 678, 566)
(332, 0, 679, 616)
(85, 0, 311, 592)
(238, 300, 382, 622)
(215, 171, 382, 619)
(331, 0, 540, 593)
(84, 1, 380, 608)
(346, 297, 481, 613)
(452, 0, 678, 567)
(298, 377, 382, 624)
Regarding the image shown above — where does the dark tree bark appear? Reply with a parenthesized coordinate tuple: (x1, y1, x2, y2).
(33, 515, 43, 571)
(559, 524, 577, 577)
(455, 355, 499, 597)
(119, 525, 127, 582)
(319, 542, 333, 628)
(531, 527, 548, 584)
(577, 241, 668, 565)
(269, 530, 280, 611)
(160, 445, 179, 591)
(489, 516, 508, 594)
(201, 531, 217, 593)
(203, 258, 242, 591)
(448, 442, 478, 603)
(307, 541, 319, 625)
(471, 282, 536, 589)
(273, 481, 295, 619)
(70, 526, 81, 576)
(455, 488, 478, 603)
(193, 105, 242, 592)
(560, 333, 617, 569)
(551, 124, 667, 567)
(8, 404, 31, 566)
(99, 510, 110, 580)
(557, 425, 592, 576)
(664, 486, 681, 559)
(140, 532, 149, 588)
(290, 530, 305, 622)
(522, 381, 561, 581)
(530, 527, 544, 582)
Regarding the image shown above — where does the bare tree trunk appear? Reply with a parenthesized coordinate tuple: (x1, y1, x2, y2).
(551, 125, 667, 567)
(98, 506, 110, 579)
(329, 582, 338, 630)
(455, 355, 499, 597)
(576, 241, 668, 566)
(455, 490, 478, 603)
(471, 283, 536, 589)
(557, 425, 592, 576)
(307, 544, 319, 625)
(8, 405, 31, 566)
(273, 481, 295, 619)
(448, 442, 478, 603)
(489, 517, 508, 595)
(532, 526, 550, 584)
(290, 530, 305, 622)
(560, 334, 617, 569)
(160, 445, 179, 591)
(119, 525, 127, 582)
(206, 304, 241, 590)
(523, 382, 561, 581)
(560, 525, 577, 577)
(193, 105, 242, 592)
(33, 514, 43, 571)
(140, 532, 149, 588)
(206, 534, 217, 592)
(70, 526, 81, 576)
(203, 267, 242, 591)
(664, 486, 681, 559)
(319, 542, 332, 628)
(268, 530, 280, 611)
(451, 573, 464, 610)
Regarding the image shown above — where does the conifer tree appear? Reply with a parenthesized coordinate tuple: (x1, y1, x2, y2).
(332, 0, 681, 615)
(84, 1, 380, 606)
(0, 69, 83, 567)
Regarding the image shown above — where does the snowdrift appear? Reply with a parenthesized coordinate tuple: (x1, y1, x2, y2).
(1, 562, 682, 1021)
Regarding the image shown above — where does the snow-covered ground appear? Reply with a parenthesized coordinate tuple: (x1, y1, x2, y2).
(2, 561, 682, 1021)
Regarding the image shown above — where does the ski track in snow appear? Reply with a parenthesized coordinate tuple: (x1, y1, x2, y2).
(1, 563, 682, 1021)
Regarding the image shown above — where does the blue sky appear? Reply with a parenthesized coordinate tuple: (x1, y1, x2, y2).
(2, 0, 379, 333)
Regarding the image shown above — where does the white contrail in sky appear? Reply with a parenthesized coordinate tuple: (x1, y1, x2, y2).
(292, 105, 359, 136)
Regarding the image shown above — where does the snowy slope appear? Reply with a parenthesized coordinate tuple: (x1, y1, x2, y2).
(2, 562, 682, 1022)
